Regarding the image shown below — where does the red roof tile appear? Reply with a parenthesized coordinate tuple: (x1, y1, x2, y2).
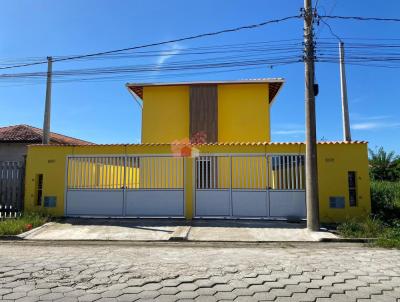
(0, 124, 93, 145)
(29, 141, 368, 147)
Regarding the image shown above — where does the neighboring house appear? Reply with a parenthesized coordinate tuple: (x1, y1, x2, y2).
(0, 124, 92, 213)
(24, 79, 370, 222)
(0, 124, 92, 162)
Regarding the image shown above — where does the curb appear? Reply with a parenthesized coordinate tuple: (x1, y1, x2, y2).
(0, 239, 368, 248)
(0, 222, 55, 241)
(169, 226, 191, 241)
(320, 237, 377, 243)
(0, 235, 23, 240)
(17, 222, 55, 239)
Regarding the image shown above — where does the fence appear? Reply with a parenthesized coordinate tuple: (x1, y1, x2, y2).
(195, 154, 305, 190)
(194, 154, 306, 218)
(67, 155, 184, 190)
(0, 161, 24, 218)
(65, 155, 185, 217)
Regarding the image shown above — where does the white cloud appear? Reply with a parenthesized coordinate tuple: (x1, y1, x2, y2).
(272, 129, 305, 135)
(350, 114, 400, 130)
(156, 43, 181, 66)
(352, 122, 400, 130)
(351, 113, 392, 121)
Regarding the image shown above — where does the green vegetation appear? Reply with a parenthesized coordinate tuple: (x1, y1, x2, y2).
(369, 147, 400, 181)
(337, 216, 384, 238)
(337, 147, 400, 248)
(0, 212, 49, 236)
(371, 181, 400, 220)
(338, 216, 400, 248)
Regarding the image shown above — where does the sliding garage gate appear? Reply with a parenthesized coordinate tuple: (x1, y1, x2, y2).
(65, 155, 185, 217)
(195, 154, 306, 219)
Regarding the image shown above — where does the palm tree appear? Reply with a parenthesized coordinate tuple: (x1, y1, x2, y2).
(369, 147, 400, 181)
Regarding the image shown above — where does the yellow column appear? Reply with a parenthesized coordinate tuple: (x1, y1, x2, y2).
(184, 157, 194, 220)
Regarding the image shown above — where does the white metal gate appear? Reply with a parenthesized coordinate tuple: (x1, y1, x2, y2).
(65, 155, 185, 217)
(194, 154, 306, 219)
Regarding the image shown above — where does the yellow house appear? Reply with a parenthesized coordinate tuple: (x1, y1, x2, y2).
(24, 79, 370, 223)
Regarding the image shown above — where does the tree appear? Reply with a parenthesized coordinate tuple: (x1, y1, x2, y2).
(369, 147, 400, 181)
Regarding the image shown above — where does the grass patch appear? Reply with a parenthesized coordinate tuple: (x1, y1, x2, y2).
(0, 212, 49, 236)
(337, 216, 384, 238)
(376, 226, 400, 248)
(337, 181, 400, 248)
(337, 217, 400, 248)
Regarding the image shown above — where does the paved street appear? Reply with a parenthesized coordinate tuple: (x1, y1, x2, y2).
(0, 242, 399, 302)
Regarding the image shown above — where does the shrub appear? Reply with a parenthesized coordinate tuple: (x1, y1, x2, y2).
(371, 181, 400, 220)
(369, 147, 400, 181)
(0, 212, 49, 236)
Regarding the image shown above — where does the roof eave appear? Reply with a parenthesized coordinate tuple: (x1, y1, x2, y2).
(269, 81, 285, 106)
(125, 78, 285, 88)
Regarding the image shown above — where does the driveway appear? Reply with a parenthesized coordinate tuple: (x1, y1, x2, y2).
(20, 219, 337, 242)
(0, 242, 399, 301)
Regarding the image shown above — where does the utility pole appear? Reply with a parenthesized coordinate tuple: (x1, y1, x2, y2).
(339, 41, 351, 141)
(303, 0, 320, 231)
(42, 56, 52, 144)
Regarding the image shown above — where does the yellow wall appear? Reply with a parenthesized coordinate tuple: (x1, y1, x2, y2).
(142, 85, 189, 143)
(140, 83, 270, 143)
(24, 144, 175, 216)
(25, 146, 74, 216)
(218, 83, 270, 142)
(317, 143, 371, 223)
(24, 143, 370, 223)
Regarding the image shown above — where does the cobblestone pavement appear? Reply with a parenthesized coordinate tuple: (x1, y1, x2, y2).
(0, 242, 399, 302)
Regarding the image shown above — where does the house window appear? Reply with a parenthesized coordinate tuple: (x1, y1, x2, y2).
(348, 171, 357, 207)
(36, 174, 43, 206)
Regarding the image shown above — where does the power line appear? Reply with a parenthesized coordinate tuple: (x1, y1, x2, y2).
(4, 39, 400, 85)
(318, 18, 342, 41)
(319, 15, 400, 22)
(0, 15, 301, 71)
(0, 55, 302, 79)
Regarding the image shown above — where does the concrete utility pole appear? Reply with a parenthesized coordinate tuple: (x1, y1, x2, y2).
(42, 56, 53, 144)
(339, 41, 351, 141)
(303, 0, 320, 231)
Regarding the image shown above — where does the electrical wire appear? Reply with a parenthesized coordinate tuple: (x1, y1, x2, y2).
(319, 15, 400, 22)
(0, 15, 301, 71)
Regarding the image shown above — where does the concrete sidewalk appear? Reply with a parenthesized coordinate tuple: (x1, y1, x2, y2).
(20, 218, 338, 242)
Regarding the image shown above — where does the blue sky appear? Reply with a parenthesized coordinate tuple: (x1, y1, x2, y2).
(0, 0, 399, 152)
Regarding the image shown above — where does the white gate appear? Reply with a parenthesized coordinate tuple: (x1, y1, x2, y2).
(65, 155, 185, 217)
(194, 154, 306, 219)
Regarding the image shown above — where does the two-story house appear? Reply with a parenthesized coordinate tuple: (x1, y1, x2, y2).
(24, 79, 370, 222)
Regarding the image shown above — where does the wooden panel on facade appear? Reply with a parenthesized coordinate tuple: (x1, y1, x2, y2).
(189, 85, 218, 143)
